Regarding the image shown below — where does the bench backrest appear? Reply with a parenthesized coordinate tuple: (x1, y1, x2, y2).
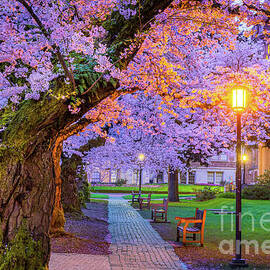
(194, 208, 207, 230)
(132, 190, 141, 195)
(163, 198, 168, 211)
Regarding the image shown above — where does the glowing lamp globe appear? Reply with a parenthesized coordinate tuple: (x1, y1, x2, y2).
(138, 153, 145, 162)
(232, 86, 247, 111)
(242, 154, 247, 162)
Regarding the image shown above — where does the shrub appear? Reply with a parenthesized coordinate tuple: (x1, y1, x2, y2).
(78, 180, 91, 207)
(217, 192, 236, 199)
(196, 187, 216, 201)
(81, 181, 91, 202)
(256, 170, 270, 186)
(115, 178, 127, 186)
(242, 185, 270, 200)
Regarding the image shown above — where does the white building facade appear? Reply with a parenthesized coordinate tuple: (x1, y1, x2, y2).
(88, 152, 236, 186)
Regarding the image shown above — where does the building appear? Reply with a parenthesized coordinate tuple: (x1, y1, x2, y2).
(258, 144, 270, 175)
(242, 146, 259, 184)
(87, 152, 236, 186)
(88, 167, 167, 185)
(180, 152, 236, 185)
(250, 21, 270, 179)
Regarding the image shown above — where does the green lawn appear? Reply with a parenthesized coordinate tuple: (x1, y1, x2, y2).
(90, 184, 223, 194)
(141, 198, 270, 245)
(90, 193, 109, 199)
(122, 194, 196, 200)
(88, 198, 108, 204)
(139, 198, 270, 268)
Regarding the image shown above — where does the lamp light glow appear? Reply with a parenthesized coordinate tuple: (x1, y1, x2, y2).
(138, 153, 145, 162)
(232, 87, 247, 111)
(242, 154, 248, 162)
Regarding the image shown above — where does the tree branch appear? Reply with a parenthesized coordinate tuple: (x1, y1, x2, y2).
(16, 0, 76, 91)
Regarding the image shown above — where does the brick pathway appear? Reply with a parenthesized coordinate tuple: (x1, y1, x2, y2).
(108, 197, 186, 270)
(49, 253, 110, 270)
(49, 195, 186, 270)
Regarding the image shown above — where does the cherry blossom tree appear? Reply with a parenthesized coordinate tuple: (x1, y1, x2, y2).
(0, 1, 173, 267)
(0, 0, 269, 268)
(70, 39, 270, 201)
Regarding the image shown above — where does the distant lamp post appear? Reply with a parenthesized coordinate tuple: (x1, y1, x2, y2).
(138, 153, 145, 193)
(242, 154, 248, 185)
(230, 86, 248, 268)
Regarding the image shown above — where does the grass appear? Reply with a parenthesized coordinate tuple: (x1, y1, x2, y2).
(122, 194, 196, 200)
(88, 199, 108, 205)
(138, 198, 270, 269)
(150, 198, 270, 244)
(90, 184, 223, 194)
(90, 193, 109, 199)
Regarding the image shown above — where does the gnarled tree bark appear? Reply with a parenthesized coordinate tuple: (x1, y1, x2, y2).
(0, 1, 173, 267)
(61, 137, 106, 213)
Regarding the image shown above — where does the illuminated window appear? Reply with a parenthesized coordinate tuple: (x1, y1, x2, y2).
(266, 43, 270, 60)
(111, 170, 117, 183)
(207, 172, 215, 184)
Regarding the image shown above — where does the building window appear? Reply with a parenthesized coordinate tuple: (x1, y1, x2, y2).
(180, 172, 187, 184)
(188, 171, 195, 184)
(216, 172, 224, 184)
(207, 171, 224, 185)
(92, 171, 100, 182)
(157, 172, 164, 183)
(207, 172, 215, 184)
(111, 170, 117, 183)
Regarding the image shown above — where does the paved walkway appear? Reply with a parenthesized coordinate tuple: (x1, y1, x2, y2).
(49, 195, 186, 270)
(108, 196, 185, 270)
(49, 253, 110, 270)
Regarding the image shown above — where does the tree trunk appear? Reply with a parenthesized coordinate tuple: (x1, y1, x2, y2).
(0, 133, 55, 268)
(0, 85, 77, 268)
(0, 2, 173, 267)
(168, 169, 179, 202)
(61, 154, 83, 213)
(50, 140, 66, 235)
(61, 137, 105, 213)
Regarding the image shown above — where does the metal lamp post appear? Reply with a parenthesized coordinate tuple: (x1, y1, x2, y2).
(242, 154, 248, 185)
(230, 86, 248, 268)
(138, 153, 145, 193)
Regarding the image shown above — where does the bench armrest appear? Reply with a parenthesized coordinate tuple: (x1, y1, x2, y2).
(185, 219, 202, 224)
(175, 216, 195, 220)
(176, 219, 187, 226)
(177, 218, 202, 226)
(151, 204, 164, 209)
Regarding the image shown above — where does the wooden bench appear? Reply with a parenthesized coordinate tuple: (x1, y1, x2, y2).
(139, 193, 151, 210)
(175, 208, 207, 246)
(131, 191, 141, 204)
(151, 198, 168, 222)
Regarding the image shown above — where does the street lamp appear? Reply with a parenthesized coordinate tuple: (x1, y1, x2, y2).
(138, 153, 145, 193)
(242, 154, 248, 185)
(230, 86, 248, 268)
